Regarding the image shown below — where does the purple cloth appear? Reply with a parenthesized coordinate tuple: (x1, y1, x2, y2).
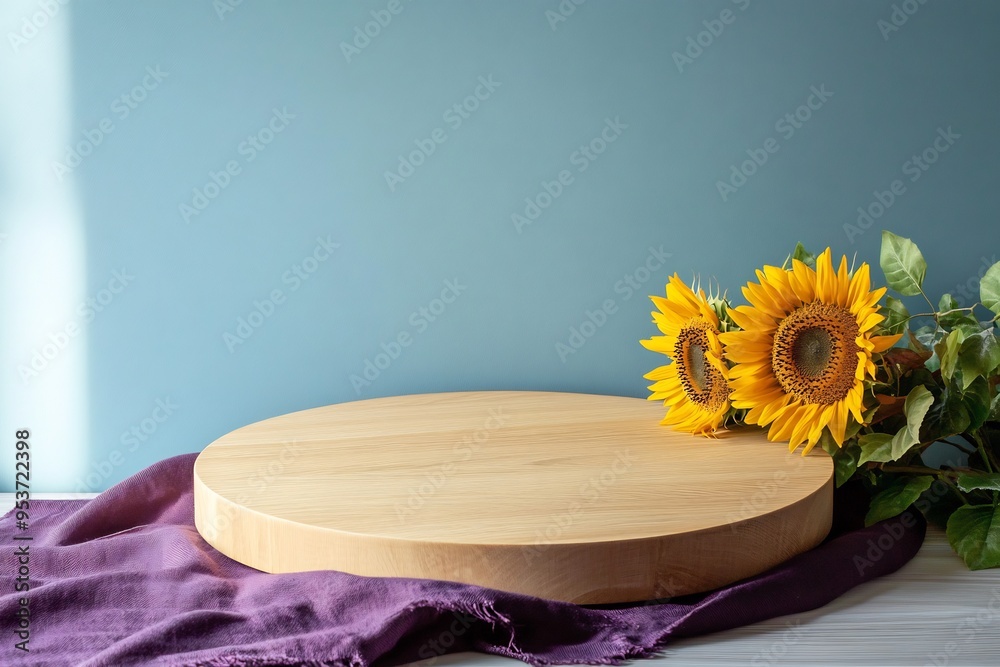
(1, 454, 924, 666)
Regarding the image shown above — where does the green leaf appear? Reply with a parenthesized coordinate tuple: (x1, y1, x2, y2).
(936, 329, 964, 383)
(791, 242, 816, 269)
(891, 385, 935, 459)
(833, 446, 861, 488)
(924, 385, 972, 438)
(866, 475, 934, 526)
(914, 327, 944, 372)
(914, 325, 944, 351)
(962, 375, 992, 431)
(956, 472, 1000, 493)
(940, 309, 981, 331)
(924, 355, 940, 374)
(917, 485, 964, 528)
(907, 328, 932, 353)
(819, 428, 837, 455)
(956, 321, 987, 338)
(980, 261, 1000, 317)
(990, 393, 1000, 422)
(858, 433, 894, 464)
(958, 330, 1000, 390)
(845, 415, 866, 441)
(880, 230, 927, 296)
(939, 293, 959, 312)
(947, 504, 1000, 569)
(821, 431, 861, 488)
(882, 296, 910, 336)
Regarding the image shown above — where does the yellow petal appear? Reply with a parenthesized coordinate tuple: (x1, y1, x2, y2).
(870, 333, 902, 353)
(814, 249, 835, 302)
(858, 311, 885, 332)
(829, 400, 848, 446)
(848, 263, 872, 310)
(789, 260, 816, 303)
(835, 255, 851, 307)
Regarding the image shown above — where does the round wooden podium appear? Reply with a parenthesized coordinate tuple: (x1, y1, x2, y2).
(193, 391, 832, 604)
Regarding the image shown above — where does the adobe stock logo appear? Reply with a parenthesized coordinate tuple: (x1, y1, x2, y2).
(179, 107, 295, 223)
(74, 397, 179, 493)
(393, 407, 510, 523)
(545, 0, 587, 31)
(522, 450, 635, 564)
(213, 0, 244, 21)
(223, 236, 340, 352)
(52, 66, 169, 181)
(556, 245, 670, 363)
(383, 75, 501, 192)
(715, 84, 833, 201)
(672, 0, 752, 73)
(843, 126, 960, 244)
(7, 0, 71, 54)
(511, 117, 628, 233)
(19, 268, 135, 384)
(877, 0, 929, 41)
(350, 278, 467, 394)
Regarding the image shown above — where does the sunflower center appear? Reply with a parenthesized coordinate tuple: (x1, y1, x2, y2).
(793, 327, 833, 377)
(771, 302, 860, 405)
(673, 319, 728, 412)
(686, 343, 708, 391)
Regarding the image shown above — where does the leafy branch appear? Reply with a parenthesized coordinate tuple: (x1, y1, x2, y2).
(828, 231, 1000, 569)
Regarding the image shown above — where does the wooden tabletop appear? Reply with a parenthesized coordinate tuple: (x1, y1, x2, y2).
(193, 391, 833, 603)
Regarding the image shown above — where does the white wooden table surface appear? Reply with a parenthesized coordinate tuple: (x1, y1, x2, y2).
(5, 494, 999, 666)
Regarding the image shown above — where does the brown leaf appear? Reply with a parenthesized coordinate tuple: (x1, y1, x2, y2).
(871, 394, 906, 424)
(906, 330, 930, 353)
(885, 347, 932, 373)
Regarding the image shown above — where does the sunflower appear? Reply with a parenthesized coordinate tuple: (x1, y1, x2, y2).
(641, 275, 731, 436)
(719, 249, 900, 455)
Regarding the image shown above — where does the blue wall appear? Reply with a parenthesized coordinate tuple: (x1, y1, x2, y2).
(3, 0, 999, 491)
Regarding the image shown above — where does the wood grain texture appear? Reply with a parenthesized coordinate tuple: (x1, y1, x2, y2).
(193, 391, 833, 603)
